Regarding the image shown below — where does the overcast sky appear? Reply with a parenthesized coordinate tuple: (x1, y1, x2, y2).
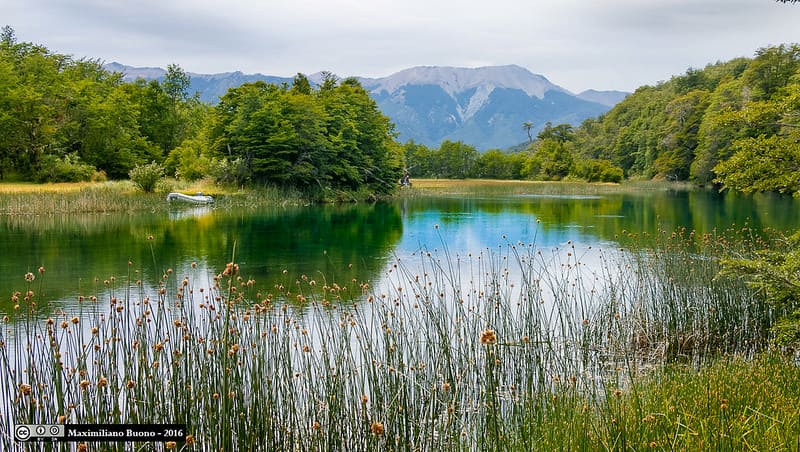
(3, 0, 800, 93)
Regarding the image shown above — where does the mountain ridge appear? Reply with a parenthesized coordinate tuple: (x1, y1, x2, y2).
(105, 62, 627, 150)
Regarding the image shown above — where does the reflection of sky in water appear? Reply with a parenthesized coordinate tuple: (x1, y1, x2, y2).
(3, 188, 798, 323)
(397, 204, 598, 257)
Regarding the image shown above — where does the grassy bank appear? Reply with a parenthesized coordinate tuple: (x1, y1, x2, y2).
(2, 228, 796, 451)
(0, 178, 700, 215)
(0, 180, 310, 215)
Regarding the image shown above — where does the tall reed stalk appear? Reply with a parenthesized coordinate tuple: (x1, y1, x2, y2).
(1, 226, 796, 451)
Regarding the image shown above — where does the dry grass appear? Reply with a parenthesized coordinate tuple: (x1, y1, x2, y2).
(0, 181, 108, 194)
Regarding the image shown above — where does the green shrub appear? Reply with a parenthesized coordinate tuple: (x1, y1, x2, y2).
(129, 161, 165, 193)
(209, 157, 251, 186)
(575, 159, 624, 183)
(165, 138, 215, 181)
(34, 153, 96, 182)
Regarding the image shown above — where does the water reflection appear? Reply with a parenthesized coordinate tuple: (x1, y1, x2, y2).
(0, 187, 797, 319)
(0, 203, 403, 317)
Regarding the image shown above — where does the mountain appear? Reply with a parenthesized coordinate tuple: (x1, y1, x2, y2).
(104, 62, 294, 101)
(104, 63, 626, 150)
(360, 65, 617, 149)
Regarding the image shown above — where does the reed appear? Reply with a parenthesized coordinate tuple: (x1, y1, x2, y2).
(1, 226, 797, 451)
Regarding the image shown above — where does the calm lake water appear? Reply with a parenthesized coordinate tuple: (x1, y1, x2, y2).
(1, 184, 798, 318)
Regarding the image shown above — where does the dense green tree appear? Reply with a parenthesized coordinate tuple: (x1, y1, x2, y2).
(741, 44, 800, 100)
(403, 141, 436, 178)
(473, 149, 524, 179)
(436, 140, 478, 179)
(528, 138, 574, 180)
(536, 122, 574, 143)
(206, 76, 401, 195)
(714, 135, 800, 194)
(574, 159, 623, 183)
(653, 90, 710, 180)
(0, 31, 201, 181)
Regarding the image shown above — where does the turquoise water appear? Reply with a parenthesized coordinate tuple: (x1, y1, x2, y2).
(1, 186, 797, 318)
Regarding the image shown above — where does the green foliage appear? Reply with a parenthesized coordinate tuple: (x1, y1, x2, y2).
(436, 140, 478, 178)
(473, 149, 525, 179)
(209, 157, 252, 186)
(207, 77, 402, 197)
(573, 45, 800, 192)
(403, 140, 436, 177)
(34, 153, 96, 182)
(527, 138, 574, 180)
(721, 231, 800, 346)
(574, 158, 623, 183)
(0, 30, 202, 182)
(165, 137, 215, 181)
(129, 161, 165, 193)
(714, 135, 800, 194)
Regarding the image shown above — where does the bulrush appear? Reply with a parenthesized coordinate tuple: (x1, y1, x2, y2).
(480, 329, 497, 345)
(370, 421, 385, 436)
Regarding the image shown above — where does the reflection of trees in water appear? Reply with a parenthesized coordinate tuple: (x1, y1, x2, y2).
(401, 189, 799, 244)
(0, 203, 404, 317)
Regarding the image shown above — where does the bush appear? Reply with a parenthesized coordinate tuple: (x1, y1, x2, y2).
(129, 161, 165, 193)
(209, 157, 251, 186)
(721, 230, 800, 347)
(34, 153, 96, 182)
(165, 138, 215, 181)
(575, 159, 624, 183)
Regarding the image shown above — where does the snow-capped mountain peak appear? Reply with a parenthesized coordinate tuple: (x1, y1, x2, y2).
(364, 64, 569, 99)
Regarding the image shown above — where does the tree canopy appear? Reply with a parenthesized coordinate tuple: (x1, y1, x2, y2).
(0, 28, 403, 198)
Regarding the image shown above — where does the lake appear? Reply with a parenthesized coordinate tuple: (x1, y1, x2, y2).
(1, 183, 798, 319)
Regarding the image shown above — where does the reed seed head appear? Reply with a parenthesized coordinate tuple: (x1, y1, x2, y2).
(370, 421, 385, 435)
(480, 329, 497, 345)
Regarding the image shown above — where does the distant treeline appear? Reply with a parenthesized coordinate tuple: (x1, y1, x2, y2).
(1, 24, 798, 195)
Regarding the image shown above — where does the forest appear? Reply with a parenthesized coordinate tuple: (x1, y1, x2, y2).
(0, 26, 402, 198)
(408, 44, 800, 194)
(1, 24, 799, 195)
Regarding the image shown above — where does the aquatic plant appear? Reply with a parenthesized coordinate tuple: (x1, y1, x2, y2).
(1, 227, 798, 451)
